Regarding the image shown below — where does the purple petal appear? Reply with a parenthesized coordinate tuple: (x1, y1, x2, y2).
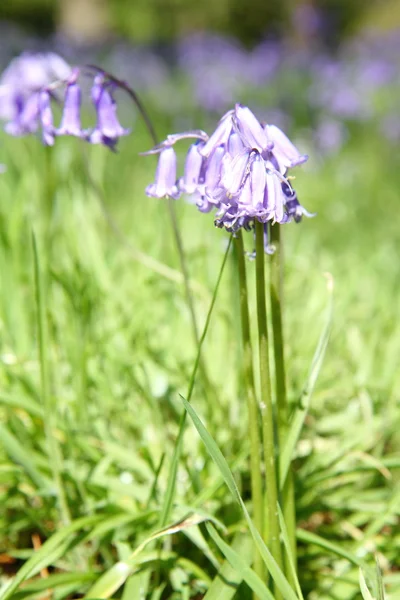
(39, 90, 55, 146)
(264, 171, 284, 223)
(146, 147, 180, 199)
(199, 110, 234, 157)
(220, 149, 250, 195)
(179, 142, 204, 194)
(5, 93, 40, 136)
(234, 104, 269, 152)
(227, 132, 244, 157)
(57, 82, 82, 137)
(204, 145, 225, 192)
(249, 152, 266, 208)
(265, 124, 308, 171)
(89, 80, 129, 147)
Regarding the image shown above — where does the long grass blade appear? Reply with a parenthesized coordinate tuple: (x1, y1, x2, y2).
(206, 524, 275, 600)
(0, 515, 103, 600)
(280, 274, 333, 485)
(181, 396, 300, 600)
(202, 532, 252, 600)
(159, 237, 232, 528)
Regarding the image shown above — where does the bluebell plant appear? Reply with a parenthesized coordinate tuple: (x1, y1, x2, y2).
(0, 52, 129, 150)
(144, 104, 312, 251)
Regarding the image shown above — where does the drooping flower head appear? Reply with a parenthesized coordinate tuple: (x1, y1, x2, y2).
(143, 104, 312, 251)
(0, 52, 129, 150)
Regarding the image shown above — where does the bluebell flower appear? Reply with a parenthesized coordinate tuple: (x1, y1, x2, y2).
(87, 77, 130, 149)
(56, 81, 83, 137)
(0, 53, 130, 149)
(39, 90, 55, 146)
(146, 147, 180, 199)
(144, 104, 312, 251)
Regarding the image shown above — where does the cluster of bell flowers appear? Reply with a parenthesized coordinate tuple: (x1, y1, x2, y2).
(0, 52, 129, 149)
(145, 104, 313, 243)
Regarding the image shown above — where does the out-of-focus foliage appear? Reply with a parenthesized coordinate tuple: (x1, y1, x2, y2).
(0, 0, 389, 44)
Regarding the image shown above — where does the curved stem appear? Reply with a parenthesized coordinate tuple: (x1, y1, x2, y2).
(87, 66, 204, 373)
(269, 223, 297, 578)
(159, 236, 232, 528)
(254, 221, 283, 597)
(235, 231, 264, 584)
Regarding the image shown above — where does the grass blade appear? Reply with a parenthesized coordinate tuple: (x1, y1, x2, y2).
(32, 232, 70, 525)
(0, 423, 48, 489)
(181, 396, 299, 600)
(296, 529, 363, 567)
(84, 513, 212, 599)
(277, 505, 304, 600)
(359, 569, 375, 600)
(206, 524, 275, 600)
(203, 532, 252, 600)
(280, 274, 333, 486)
(159, 237, 232, 528)
(0, 515, 103, 600)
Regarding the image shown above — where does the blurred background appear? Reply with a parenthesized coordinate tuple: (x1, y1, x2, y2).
(0, 0, 399, 152)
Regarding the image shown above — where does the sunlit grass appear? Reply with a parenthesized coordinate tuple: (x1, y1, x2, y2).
(0, 119, 398, 599)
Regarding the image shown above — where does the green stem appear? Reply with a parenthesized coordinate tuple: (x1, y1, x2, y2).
(167, 198, 214, 399)
(254, 221, 283, 596)
(32, 233, 71, 526)
(235, 231, 264, 584)
(159, 236, 232, 528)
(269, 223, 297, 577)
(167, 197, 200, 344)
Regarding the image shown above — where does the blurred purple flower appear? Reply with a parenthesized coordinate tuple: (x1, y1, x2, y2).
(56, 81, 83, 137)
(39, 90, 55, 146)
(88, 77, 130, 149)
(314, 119, 347, 153)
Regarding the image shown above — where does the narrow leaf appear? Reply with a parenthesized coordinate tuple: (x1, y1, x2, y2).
(181, 396, 299, 600)
(206, 524, 274, 600)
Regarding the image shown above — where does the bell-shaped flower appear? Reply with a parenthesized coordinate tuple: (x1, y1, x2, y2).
(264, 170, 285, 223)
(5, 93, 40, 136)
(179, 142, 204, 194)
(234, 104, 269, 152)
(146, 147, 180, 199)
(89, 79, 129, 148)
(265, 124, 308, 172)
(220, 150, 251, 196)
(57, 82, 82, 137)
(227, 131, 244, 157)
(39, 90, 55, 146)
(199, 110, 234, 157)
(281, 181, 315, 222)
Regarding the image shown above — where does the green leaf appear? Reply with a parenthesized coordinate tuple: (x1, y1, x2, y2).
(0, 515, 103, 600)
(277, 505, 304, 600)
(84, 513, 212, 599)
(203, 532, 252, 600)
(359, 568, 375, 600)
(206, 524, 274, 600)
(181, 395, 299, 600)
(0, 423, 48, 489)
(296, 528, 363, 567)
(375, 556, 386, 600)
(159, 237, 232, 528)
(280, 277, 333, 486)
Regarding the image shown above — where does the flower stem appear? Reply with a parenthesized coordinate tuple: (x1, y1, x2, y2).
(254, 220, 283, 596)
(32, 233, 71, 526)
(235, 231, 264, 584)
(269, 223, 297, 578)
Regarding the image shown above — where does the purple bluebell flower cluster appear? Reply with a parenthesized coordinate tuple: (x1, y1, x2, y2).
(145, 104, 311, 247)
(0, 52, 129, 149)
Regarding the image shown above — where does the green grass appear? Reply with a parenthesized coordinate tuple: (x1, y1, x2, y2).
(0, 117, 399, 600)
